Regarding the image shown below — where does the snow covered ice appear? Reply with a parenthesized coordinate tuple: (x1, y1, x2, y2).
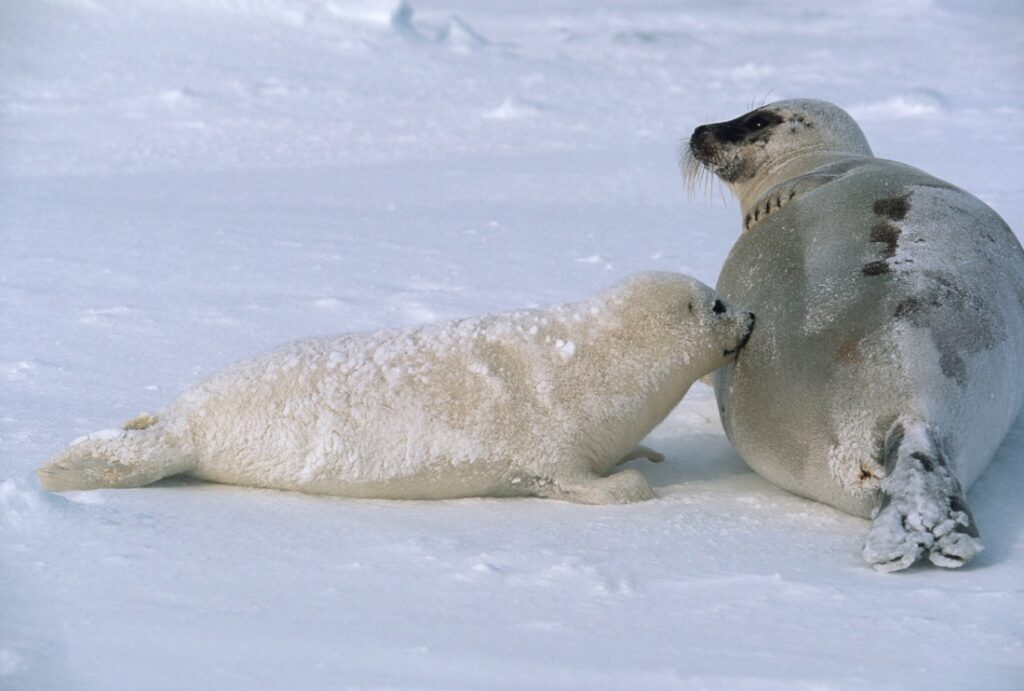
(2, 1, 1023, 688)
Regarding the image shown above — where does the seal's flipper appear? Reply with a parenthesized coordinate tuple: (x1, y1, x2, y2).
(862, 419, 982, 572)
(616, 444, 665, 465)
(542, 468, 656, 505)
(37, 424, 194, 491)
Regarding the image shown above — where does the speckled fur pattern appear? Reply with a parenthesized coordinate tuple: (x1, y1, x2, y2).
(687, 99, 1024, 570)
(38, 272, 755, 504)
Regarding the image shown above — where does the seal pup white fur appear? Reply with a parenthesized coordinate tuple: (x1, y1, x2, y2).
(687, 99, 1024, 570)
(38, 272, 755, 505)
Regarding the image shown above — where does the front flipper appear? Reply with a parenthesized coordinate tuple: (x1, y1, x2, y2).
(541, 468, 656, 505)
(616, 444, 665, 465)
(862, 420, 983, 572)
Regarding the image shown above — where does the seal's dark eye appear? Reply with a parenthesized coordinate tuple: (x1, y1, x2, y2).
(745, 115, 771, 130)
(713, 299, 727, 314)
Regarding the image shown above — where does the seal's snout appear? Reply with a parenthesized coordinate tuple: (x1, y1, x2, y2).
(722, 311, 756, 357)
(689, 124, 717, 164)
(738, 312, 756, 351)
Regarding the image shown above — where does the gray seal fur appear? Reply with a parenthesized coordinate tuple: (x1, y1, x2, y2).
(687, 99, 1024, 571)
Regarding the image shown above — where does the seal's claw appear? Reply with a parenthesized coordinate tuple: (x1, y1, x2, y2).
(862, 419, 985, 572)
(929, 531, 983, 569)
(863, 502, 928, 572)
(864, 499, 984, 572)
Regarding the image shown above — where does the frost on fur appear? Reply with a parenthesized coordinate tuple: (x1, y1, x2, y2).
(36, 272, 755, 502)
(122, 412, 158, 430)
(37, 427, 193, 491)
(827, 421, 885, 497)
(863, 419, 983, 572)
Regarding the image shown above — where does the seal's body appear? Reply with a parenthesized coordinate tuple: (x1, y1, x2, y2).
(39, 273, 754, 505)
(688, 99, 1024, 570)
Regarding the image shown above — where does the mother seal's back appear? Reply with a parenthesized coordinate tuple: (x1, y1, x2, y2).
(687, 98, 1024, 571)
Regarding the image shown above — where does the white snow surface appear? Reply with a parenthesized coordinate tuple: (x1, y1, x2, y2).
(2, 1, 1023, 688)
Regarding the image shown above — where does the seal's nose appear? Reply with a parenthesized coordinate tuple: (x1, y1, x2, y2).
(738, 312, 756, 350)
(689, 125, 716, 161)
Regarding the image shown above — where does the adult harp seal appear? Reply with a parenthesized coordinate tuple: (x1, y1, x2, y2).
(687, 99, 1024, 571)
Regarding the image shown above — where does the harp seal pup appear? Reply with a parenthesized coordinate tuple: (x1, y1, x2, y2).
(686, 99, 1024, 571)
(38, 272, 755, 505)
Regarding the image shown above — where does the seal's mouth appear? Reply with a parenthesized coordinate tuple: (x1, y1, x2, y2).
(738, 312, 756, 350)
(723, 312, 756, 357)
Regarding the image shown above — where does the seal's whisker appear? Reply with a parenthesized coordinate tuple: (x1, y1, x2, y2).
(679, 143, 713, 200)
(682, 155, 700, 197)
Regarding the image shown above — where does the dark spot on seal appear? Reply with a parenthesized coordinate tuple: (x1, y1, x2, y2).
(939, 351, 967, 384)
(955, 521, 981, 538)
(883, 422, 906, 474)
(896, 299, 969, 384)
(688, 302, 693, 313)
(949, 495, 981, 537)
(909, 452, 935, 472)
(894, 296, 926, 319)
(893, 270, 1003, 387)
(870, 222, 901, 258)
(922, 449, 946, 467)
(836, 338, 862, 363)
(863, 204, 905, 275)
(873, 195, 911, 221)
(713, 299, 727, 315)
(862, 261, 891, 276)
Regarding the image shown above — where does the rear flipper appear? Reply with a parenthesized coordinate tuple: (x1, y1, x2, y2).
(37, 417, 194, 491)
(863, 419, 983, 572)
(616, 444, 665, 465)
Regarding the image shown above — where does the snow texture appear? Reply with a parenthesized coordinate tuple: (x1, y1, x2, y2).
(2, 0, 1023, 689)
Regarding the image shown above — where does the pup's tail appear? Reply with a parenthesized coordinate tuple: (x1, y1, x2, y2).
(37, 414, 195, 491)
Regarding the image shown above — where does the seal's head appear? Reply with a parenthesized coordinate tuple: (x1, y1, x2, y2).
(684, 99, 873, 205)
(605, 272, 756, 372)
